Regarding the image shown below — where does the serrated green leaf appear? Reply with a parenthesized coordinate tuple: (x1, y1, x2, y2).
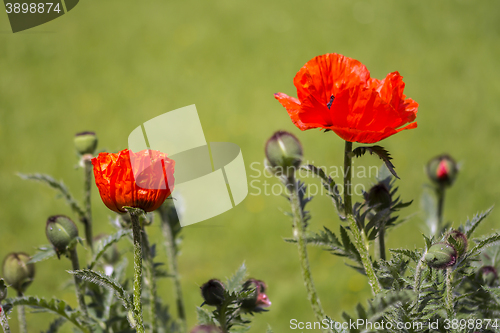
(88, 229, 132, 269)
(18, 173, 85, 220)
(68, 269, 132, 311)
(226, 263, 247, 292)
(465, 207, 494, 238)
(468, 234, 500, 257)
(28, 246, 57, 264)
(42, 317, 66, 333)
(352, 145, 399, 179)
(196, 306, 218, 326)
(390, 249, 420, 263)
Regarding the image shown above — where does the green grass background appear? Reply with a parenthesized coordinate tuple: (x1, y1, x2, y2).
(1, 0, 500, 331)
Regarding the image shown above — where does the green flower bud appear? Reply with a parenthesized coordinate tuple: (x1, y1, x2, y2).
(365, 183, 392, 212)
(241, 279, 271, 311)
(478, 266, 497, 286)
(0, 279, 8, 301)
(2, 253, 35, 293)
(265, 131, 303, 177)
(200, 279, 225, 306)
(74, 131, 98, 155)
(425, 242, 457, 269)
(426, 154, 458, 187)
(446, 230, 468, 257)
(46, 215, 79, 255)
(190, 325, 222, 333)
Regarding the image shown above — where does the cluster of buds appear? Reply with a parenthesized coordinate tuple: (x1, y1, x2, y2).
(265, 131, 303, 178)
(2, 252, 35, 295)
(200, 278, 271, 312)
(45, 215, 80, 257)
(426, 154, 458, 188)
(425, 230, 468, 269)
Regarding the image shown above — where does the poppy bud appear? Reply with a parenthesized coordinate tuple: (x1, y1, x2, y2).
(426, 154, 458, 187)
(425, 242, 457, 269)
(2, 253, 35, 293)
(478, 266, 498, 286)
(74, 131, 98, 155)
(46, 215, 79, 255)
(265, 131, 303, 177)
(201, 279, 225, 306)
(446, 230, 468, 257)
(241, 279, 271, 311)
(190, 325, 222, 333)
(365, 183, 392, 212)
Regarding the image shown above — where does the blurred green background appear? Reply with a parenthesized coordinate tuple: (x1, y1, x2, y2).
(1, 0, 500, 331)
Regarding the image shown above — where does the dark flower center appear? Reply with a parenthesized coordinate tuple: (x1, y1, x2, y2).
(327, 95, 335, 109)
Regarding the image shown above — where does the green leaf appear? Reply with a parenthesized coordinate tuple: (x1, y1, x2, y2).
(468, 234, 500, 257)
(226, 263, 247, 292)
(464, 206, 494, 238)
(18, 173, 85, 220)
(68, 269, 133, 311)
(352, 145, 399, 179)
(390, 249, 421, 263)
(266, 324, 274, 333)
(42, 317, 67, 333)
(88, 229, 132, 269)
(196, 306, 218, 326)
(366, 290, 415, 323)
(3, 296, 90, 333)
(28, 246, 56, 264)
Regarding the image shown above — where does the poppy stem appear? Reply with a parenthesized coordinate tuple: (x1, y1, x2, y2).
(286, 175, 331, 332)
(0, 305, 11, 333)
(158, 203, 187, 332)
(83, 157, 94, 253)
(141, 227, 158, 333)
(68, 248, 89, 318)
(16, 292, 27, 333)
(412, 249, 427, 311)
(435, 185, 445, 237)
(343, 141, 382, 295)
(128, 208, 146, 333)
(445, 267, 454, 317)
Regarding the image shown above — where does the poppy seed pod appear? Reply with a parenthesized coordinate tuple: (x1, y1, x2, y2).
(365, 183, 392, 212)
(2, 253, 35, 293)
(265, 131, 303, 176)
(200, 279, 225, 306)
(74, 131, 98, 155)
(446, 230, 468, 257)
(426, 154, 458, 187)
(478, 266, 498, 286)
(425, 242, 457, 269)
(46, 215, 79, 254)
(190, 325, 222, 333)
(241, 279, 271, 310)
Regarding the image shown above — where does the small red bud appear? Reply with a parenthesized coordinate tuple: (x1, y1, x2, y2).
(426, 154, 458, 187)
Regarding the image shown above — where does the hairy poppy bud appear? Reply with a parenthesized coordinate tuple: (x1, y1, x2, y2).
(2, 253, 35, 293)
(365, 183, 392, 212)
(425, 242, 457, 269)
(190, 325, 222, 333)
(446, 230, 468, 257)
(241, 279, 271, 311)
(478, 266, 498, 286)
(74, 131, 98, 155)
(46, 215, 79, 255)
(426, 154, 458, 187)
(201, 279, 225, 306)
(265, 131, 303, 177)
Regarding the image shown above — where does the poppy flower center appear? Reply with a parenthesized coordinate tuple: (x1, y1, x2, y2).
(327, 95, 335, 109)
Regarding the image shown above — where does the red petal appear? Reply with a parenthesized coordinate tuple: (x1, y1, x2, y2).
(274, 92, 316, 130)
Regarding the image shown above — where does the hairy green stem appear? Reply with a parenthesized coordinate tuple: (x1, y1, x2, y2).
(344, 141, 382, 295)
(436, 185, 445, 238)
(83, 158, 94, 252)
(141, 227, 158, 333)
(0, 305, 11, 333)
(16, 292, 27, 333)
(129, 209, 145, 333)
(68, 248, 89, 317)
(374, 227, 386, 261)
(413, 250, 427, 311)
(286, 176, 329, 331)
(445, 267, 454, 317)
(159, 210, 186, 332)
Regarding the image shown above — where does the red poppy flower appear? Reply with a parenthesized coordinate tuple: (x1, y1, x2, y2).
(275, 53, 418, 143)
(92, 149, 175, 213)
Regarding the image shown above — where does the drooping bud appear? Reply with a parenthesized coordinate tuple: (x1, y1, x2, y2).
(190, 325, 222, 333)
(74, 131, 98, 155)
(426, 154, 458, 187)
(265, 131, 303, 177)
(425, 242, 457, 269)
(2, 253, 35, 293)
(478, 266, 498, 286)
(241, 279, 271, 311)
(365, 183, 392, 212)
(446, 230, 468, 257)
(46, 215, 79, 255)
(200, 279, 225, 306)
